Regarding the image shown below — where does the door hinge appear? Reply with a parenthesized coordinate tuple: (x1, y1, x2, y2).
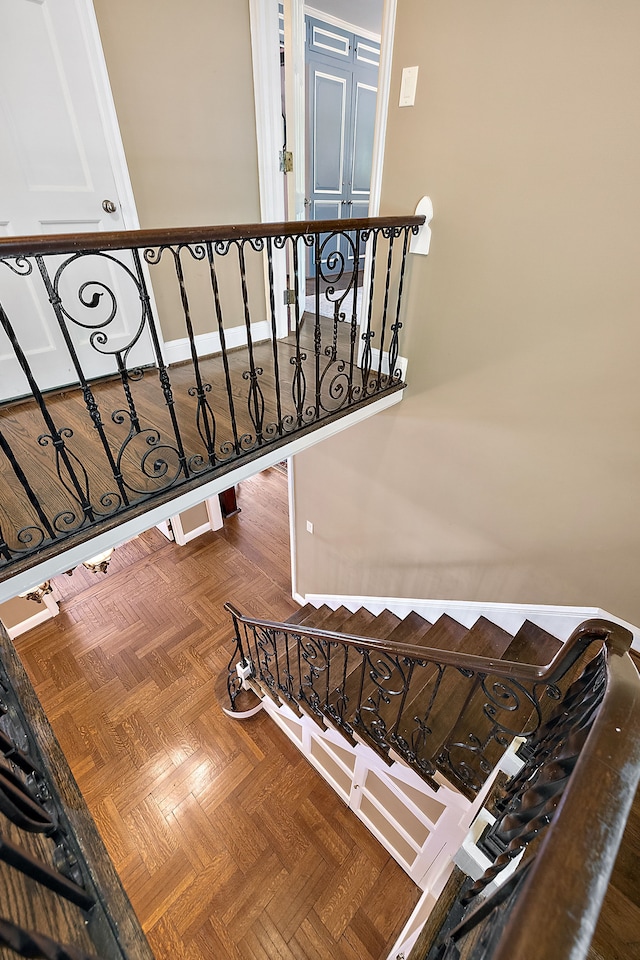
(283, 288, 296, 305)
(279, 150, 294, 173)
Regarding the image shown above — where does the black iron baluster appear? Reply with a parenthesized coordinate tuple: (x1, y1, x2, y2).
(205, 242, 240, 457)
(132, 249, 190, 480)
(265, 237, 283, 436)
(0, 302, 95, 532)
(388, 226, 410, 382)
(360, 229, 377, 395)
(377, 228, 396, 390)
(289, 238, 307, 428)
(0, 429, 55, 544)
(170, 246, 217, 466)
(236, 240, 265, 446)
(0, 917, 103, 960)
(314, 233, 322, 421)
(348, 231, 362, 403)
(0, 834, 94, 910)
(34, 255, 129, 512)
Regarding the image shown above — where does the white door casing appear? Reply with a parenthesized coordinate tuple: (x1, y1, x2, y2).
(0, 0, 153, 401)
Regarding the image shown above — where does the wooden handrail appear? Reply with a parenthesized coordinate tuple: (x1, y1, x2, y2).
(0, 215, 425, 257)
(224, 602, 628, 687)
(491, 632, 640, 960)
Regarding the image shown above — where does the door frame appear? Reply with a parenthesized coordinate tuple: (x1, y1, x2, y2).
(248, 0, 398, 603)
(249, 0, 396, 223)
(79, 0, 141, 232)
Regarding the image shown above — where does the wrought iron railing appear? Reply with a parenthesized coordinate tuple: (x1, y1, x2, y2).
(0, 215, 422, 581)
(421, 620, 640, 960)
(0, 620, 152, 958)
(224, 604, 620, 798)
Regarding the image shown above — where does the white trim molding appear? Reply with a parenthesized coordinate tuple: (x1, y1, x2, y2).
(304, 5, 382, 42)
(163, 321, 270, 366)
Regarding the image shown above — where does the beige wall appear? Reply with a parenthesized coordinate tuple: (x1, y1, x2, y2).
(293, 0, 640, 624)
(94, 0, 263, 341)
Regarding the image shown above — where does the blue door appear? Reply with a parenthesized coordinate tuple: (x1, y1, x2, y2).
(306, 17, 379, 278)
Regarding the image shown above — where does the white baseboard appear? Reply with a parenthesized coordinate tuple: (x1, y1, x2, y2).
(6, 605, 56, 639)
(164, 320, 270, 366)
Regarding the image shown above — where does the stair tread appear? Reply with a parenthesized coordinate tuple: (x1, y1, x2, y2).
(333, 608, 377, 636)
(354, 608, 403, 639)
(298, 604, 336, 628)
(285, 604, 317, 626)
(384, 611, 434, 647)
(459, 616, 514, 659)
(415, 613, 470, 653)
(503, 620, 562, 666)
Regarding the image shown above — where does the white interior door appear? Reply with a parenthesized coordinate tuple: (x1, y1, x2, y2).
(0, 0, 153, 401)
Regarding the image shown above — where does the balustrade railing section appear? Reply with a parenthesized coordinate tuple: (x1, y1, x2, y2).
(0, 215, 422, 579)
(224, 605, 615, 798)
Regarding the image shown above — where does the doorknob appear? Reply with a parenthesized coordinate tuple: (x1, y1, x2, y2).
(102, 199, 117, 214)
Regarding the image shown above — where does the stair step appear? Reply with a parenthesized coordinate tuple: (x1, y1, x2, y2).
(385, 610, 433, 647)
(502, 620, 562, 665)
(333, 607, 377, 637)
(418, 613, 470, 653)
(285, 604, 317, 626)
(459, 616, 514, 659)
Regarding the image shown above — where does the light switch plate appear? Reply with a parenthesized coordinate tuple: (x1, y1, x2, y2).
(399, 66, 419, 107)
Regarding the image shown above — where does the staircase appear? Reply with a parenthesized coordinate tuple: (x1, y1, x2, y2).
(226, 603, 640, 960)
(227, 601, 582, 800)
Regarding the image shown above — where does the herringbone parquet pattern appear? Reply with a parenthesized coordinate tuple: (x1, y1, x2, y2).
(12, 468, 421, 960)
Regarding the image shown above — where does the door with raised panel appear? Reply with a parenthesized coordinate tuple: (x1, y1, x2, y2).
(0, 0, 153, 401)
(305, 17, 379, 277)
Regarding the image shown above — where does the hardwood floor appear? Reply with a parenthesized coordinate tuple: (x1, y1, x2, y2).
(11, 467, 421, 960)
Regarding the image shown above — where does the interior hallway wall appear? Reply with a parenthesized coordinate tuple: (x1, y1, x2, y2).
(292, 0, 640, 625)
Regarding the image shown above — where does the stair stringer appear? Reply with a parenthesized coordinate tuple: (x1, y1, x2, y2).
(255, 689, 479, 891)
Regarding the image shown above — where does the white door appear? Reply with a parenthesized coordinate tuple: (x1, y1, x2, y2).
(0, 0, 153, 401)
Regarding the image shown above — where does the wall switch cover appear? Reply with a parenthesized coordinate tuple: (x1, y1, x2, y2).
(399, 66, 419, 107)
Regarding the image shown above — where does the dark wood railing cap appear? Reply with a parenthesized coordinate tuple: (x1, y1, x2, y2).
(0, 215, 425, 258)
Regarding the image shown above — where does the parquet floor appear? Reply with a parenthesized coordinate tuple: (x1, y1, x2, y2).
(11, 467, 421, 960)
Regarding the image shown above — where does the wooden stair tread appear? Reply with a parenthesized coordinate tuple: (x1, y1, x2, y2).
(503, 619, 563, 665)
(458, 616, 514, 659)
(385, 610, 434, 647)
(285, 604, 317, 626)
(418, 613, 470, 653)
(332, 607, 377, 636)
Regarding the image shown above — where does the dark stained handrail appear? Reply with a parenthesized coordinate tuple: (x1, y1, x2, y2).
(0, 215, 425, 257)
(491, 633, 640, 960)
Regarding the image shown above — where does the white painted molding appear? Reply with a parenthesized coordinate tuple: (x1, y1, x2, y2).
(163, 321, 270, 366)
(288, 457, 299, 602)
(357, 0, 397, 371)
(304, 5, 381, 42)
(249, 0, 288, 338)
(368, 0, 396, 218)
(79, 0, 140, 231)
(169, 496, 224, 546)
(410, 195, 433, 255)
(302, 593, 640, 650)
(0, 389, 405, 603)
(284, 0, 307, 222)
(5, 605, 56, 640)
